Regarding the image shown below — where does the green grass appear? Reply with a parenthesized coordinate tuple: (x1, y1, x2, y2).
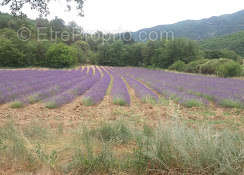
(158, 97, 169, 106)
(45, 101, 58, 109)
(23, 121, 49, 141)
(201, 110, 216, 117)
(10, 101, 24, 108)
(27, 94, 40, 104)
(85, 121, 132, 144)
(112, 97, 128, 106)
(219, 99, 244, 109)
(182, 99, 204, 108)
(188, 90, 215, 101)
(82, 97, 95, 106)
(142, 96, 157, 104)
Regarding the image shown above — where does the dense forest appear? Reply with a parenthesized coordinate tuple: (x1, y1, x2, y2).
(0, 12, 243, 77)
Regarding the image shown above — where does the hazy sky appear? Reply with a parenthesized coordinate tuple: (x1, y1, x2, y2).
(1, 0, 244, 33)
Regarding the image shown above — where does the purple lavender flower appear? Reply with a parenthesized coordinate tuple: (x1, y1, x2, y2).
(110, 75, 130, 105)
(45, 70, 101, 108)
(82, 71, 111, 105)
(110, 67, 243, 107)
(124, 76, 158, 103)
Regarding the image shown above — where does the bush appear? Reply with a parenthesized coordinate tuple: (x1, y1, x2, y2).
(168, 60, 186, 72)
(72, 40, 90, 64)
(46, 43, 78, 68)
(240, 63, 244, 76)
(219, 99, 244, 108)
(216, 60, 241, 77)
(113, 97, 128, 106)
(87, 50, 99, 64)
(204, 49, 241, 61)
(25, 41, 52, 66)
(199, 59, 223, 75)
(0, 37, 25, 67)
(185, 59, 208, 73)
(93, 122, 132, 144)
(10, 101, 24, 108)
(200, 58, 241, 77)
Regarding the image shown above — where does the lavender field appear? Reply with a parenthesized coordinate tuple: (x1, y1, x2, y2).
(0, 66, 244, 175)
(0, 66, 244, 108)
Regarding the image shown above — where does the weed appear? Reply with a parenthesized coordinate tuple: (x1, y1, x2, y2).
(182, 99, 204, 108)
(93, 121, 132, 144)
(219, 99, 244, 109)
(113, 97, 128, 106)
(82, 97, 95, 106)
(23, 121, 49, 141)
(46, 101, 58, 109)
(10, 100, 24, 108)
(142, 96, 157, 104)
(131, 122, 244, 174)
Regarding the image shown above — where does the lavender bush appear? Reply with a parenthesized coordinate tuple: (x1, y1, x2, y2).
(82, 71, 111, 106)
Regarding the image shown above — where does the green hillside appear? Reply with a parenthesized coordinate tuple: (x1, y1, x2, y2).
(200, 30, 244, 56)
(133, 10, 244, 41)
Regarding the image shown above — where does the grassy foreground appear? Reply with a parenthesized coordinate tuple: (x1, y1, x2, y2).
(0, 116, 244, 175)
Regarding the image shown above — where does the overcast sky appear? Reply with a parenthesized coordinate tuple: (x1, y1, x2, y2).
(1, 0, 244, 33)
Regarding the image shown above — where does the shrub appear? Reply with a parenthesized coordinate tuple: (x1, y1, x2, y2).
(87, 50, 99, 64)
(113, 97, 127, 106)
(82, 97, 95, 106)
(25, 41, 52, 66)
(46, 43, 78, 68)
(91, 122, 132, 144)
(182, 99, 203, 108)
(219, 99, 244, 108)
(240, 64, 244, 76)
(72, 40, 89, 64)
(216, 60, 241, 77)
(199, 59, 223, 75)
(200, 58, 241, 77)
(185, 59, 208, 73)
(0, 37, 25, 67)
(204, 49, 241, 61)
(70, 139, 116, 174)
(168, 60, 186, 72)
(45, 101, 57, 109)
(10, 101, 24, 108)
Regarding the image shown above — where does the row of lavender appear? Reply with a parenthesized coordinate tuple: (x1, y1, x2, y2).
(45, 67, 102, 108)
(0, 67, 104, 108)
(0, 69, 85, 104)
(106, 67, 158, 104)
(116, 67, 244, 107)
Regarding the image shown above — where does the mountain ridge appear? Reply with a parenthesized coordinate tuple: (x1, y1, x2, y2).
(132, 10, 244, 41)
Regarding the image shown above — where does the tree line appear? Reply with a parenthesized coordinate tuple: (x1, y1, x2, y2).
(0, 13, 243, 77)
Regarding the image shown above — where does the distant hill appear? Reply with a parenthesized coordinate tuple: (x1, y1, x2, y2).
(133, 10, 244, 41)
(199, 30, 244, 56)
